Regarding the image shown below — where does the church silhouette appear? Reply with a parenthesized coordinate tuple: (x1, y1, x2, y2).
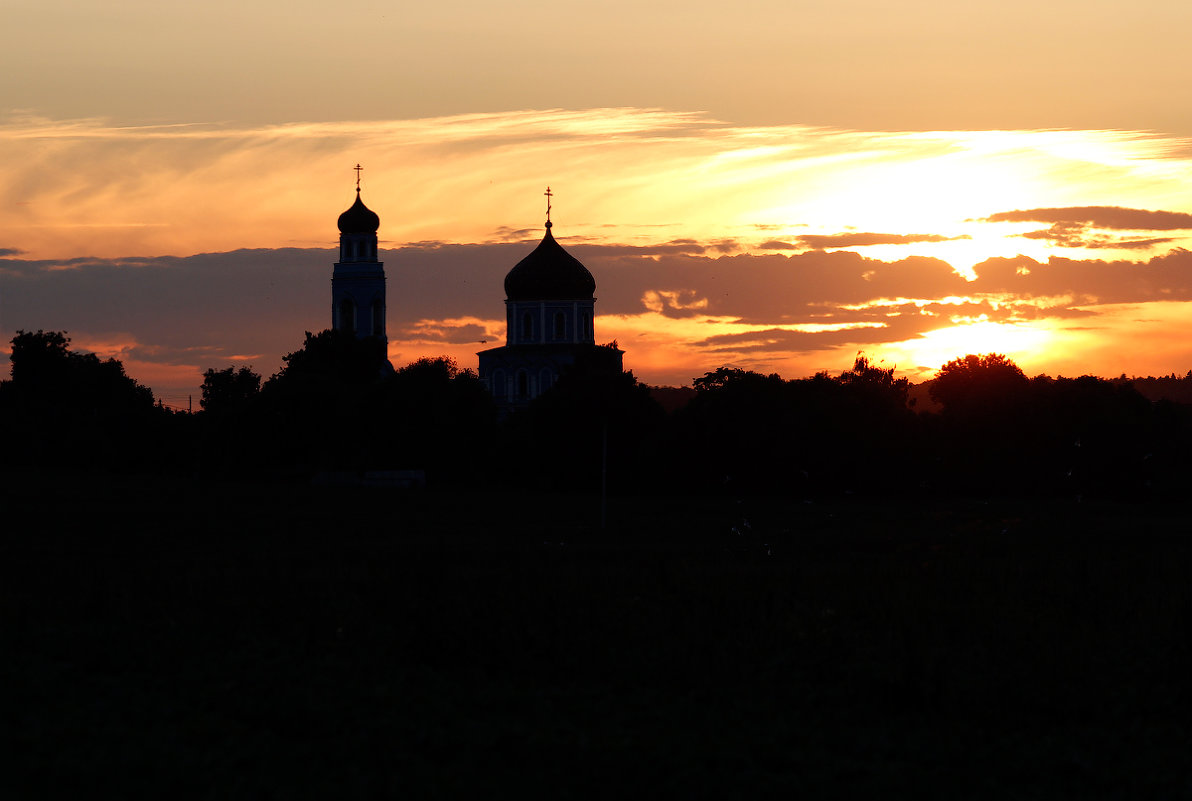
(333, 176, 623, 413)
(331, 165, 386, 343)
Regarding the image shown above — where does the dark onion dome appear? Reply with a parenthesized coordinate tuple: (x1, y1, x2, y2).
(337, 190, 380, 234)
(504, 223, 596, 300)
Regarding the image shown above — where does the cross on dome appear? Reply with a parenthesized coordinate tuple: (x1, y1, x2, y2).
(337, 167, 380, 234)
(544, 186, 553, 228)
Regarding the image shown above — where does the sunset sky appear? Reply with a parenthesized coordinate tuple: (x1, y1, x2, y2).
(4, 0, 1192, 406)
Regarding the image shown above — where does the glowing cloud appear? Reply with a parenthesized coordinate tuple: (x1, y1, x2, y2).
(4, 111, 1191, 271)
(5, 110, 1192, 397)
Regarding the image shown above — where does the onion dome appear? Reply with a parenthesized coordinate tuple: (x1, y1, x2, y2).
(337, 189, 380, 234)
(504, 222, 596, 300)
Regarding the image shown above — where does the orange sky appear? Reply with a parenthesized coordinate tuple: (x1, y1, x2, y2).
(3, 2, 1192, 404)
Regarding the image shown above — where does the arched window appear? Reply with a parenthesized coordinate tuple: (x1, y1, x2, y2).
(516, 370, 529, 399)
(554, 312, 566, 339)
(522, 312, 533, 341)
(540, 369, 554, 391)
(371, 299, 385, 337)
(339, 298, 356, 334)
(581, 311, 592, 339)
(491, 369, 506, 398)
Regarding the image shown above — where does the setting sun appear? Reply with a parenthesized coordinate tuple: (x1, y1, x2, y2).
(885, 320, 1057, 378)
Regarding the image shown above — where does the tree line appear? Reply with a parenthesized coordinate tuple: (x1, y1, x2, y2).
(3, 329, 1191, 499)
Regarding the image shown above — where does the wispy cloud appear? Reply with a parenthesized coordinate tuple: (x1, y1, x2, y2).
(980, 206, 1192, 251)
(1018, 224, 1175, 250)
(984, 206, 1192, 230)
(4, 110, 1191, 267)
(795, 232, 970, 249)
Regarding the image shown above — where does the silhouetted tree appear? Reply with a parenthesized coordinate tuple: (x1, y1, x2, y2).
(507, 362, 664, 492)
(692, 367, 782, 394)
(836, 354, 910, 409)
(236, 338, 497, 480)
(375, 356, 497, 482)
(670, 368, 804, 493)
(5, 329, 154, 412)
(240, 330, 391, 472)
(1024, 374, 1160, 496)
(8, 329, 71, 386)
(265, 329, 388, 393)
(0, 330, 162, 469)
(668, 358, 923, 495)
(200, 366, 261, 416)
(920, 354, 1030, 491)
(818, 354, 922, 488)
(930, 353, 1028, 415)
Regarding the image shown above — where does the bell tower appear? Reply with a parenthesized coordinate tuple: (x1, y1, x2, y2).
(332, 164, 386, 340)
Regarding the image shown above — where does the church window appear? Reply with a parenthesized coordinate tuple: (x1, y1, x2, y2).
(554, 312, 566, 339)
(339, 298, 356, 334)
(491, 370, 506, 398)
(516, 370, 529, 399)
(522, 312, 533, 341)
(581, 311, 592, 339)
(371, 299, 384, 336)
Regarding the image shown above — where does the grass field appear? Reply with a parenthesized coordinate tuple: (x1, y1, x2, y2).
(4, 473, 1191, 799)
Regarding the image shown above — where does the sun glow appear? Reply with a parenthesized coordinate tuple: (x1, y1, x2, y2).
(4, 114, 1183, 263)
(758, 133, 1048, 235)
(883, 320, 1056, 376)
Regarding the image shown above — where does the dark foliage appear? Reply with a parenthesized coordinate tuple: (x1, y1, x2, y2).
(192, 336, 496, 482)
(200, 365, 261, 416)
(504, 359, 664, 492)
(5, 329, 155, 412)
(930, 352, 1029, 415)
(668, 355, 920, 495)
(6, 326, 1192, 501)
(267, 328, 389, 392)
(374, 357, 497, 483)
(918, 355, 1189, 498)
(7, 331, 1192, 796)
(0, 330, 175, 470)
(245, 329, 393, 472)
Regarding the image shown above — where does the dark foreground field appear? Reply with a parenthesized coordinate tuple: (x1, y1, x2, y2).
(4, 473, 1192, 799)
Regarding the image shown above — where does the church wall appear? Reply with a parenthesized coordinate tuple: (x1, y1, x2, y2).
(332, 263, 386, 340)
(506, 299, 596, 346)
